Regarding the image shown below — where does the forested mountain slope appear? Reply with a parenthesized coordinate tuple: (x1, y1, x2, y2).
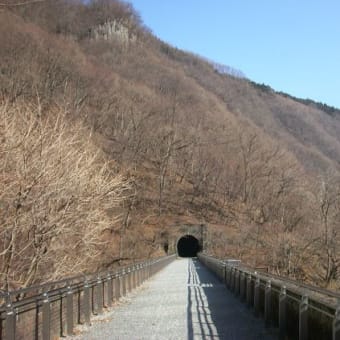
(0, 0, 339, 290)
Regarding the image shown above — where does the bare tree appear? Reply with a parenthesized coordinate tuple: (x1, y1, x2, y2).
(0, 102, 129, 289)
(314, 175, 340, 285)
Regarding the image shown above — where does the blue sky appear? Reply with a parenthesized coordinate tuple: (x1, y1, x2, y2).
(128, 0, 340, 108)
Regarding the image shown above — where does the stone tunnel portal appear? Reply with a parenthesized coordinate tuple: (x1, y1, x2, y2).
(176, 235, 201, 257)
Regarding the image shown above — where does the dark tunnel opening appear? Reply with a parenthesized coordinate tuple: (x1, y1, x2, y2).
(177, 235, 201, 257)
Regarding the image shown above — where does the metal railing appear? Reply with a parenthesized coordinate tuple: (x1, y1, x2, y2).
(198, 253, 340, 340)
(0, 254, 176, 340)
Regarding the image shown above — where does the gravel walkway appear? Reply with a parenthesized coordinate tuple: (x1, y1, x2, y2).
(69, 258, 276, 340)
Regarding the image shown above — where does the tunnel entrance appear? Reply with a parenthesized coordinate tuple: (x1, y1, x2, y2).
(177, 235, 201, 257)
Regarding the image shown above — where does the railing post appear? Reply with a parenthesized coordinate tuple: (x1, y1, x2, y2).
(41, 292, 50, 340)
(139, 264, 142, 286)
(230, 267, 234, 291)
(254, 276, 260, 317)
(122, 270, 127, 296)
(246, 274, 252, 307)
(334, 302, 340, 340)
(107, 274, 113, 307)
(83, 279, 91, 325)
(146, 262, 149, 280)
(232, 267, 236, 292)
(132, 266, 136, 288)
(141, 263, 144, 283)
(235, 269, 240, 295)
(5, 295, 16, 340)
(131, 266, 136, 289)
(264, 280, 272, 327)
(299, 295, 308, 340)
(145, 263, 148, 281)
(223, 264, 227, 285)
(229, 266, 233, 289)
(136, 264, 140, 286)
(231, 267, 236, 293)
(140, 265, 144, 283)
(239, 272, 243, 300)
(225, 266, 230, 289)
(279, 286, 287, 340)
(243, 272, 247, 302)
(96, 277, 103, 314)
(152, 261, 155, 276)
(134, 265, 138, 287)
(115, 274, 121, 301)
(125, 268, 130, 293)
(136, 265, 139, 287)
(66, 285, 74, 335)
(128, 267, 132, 292)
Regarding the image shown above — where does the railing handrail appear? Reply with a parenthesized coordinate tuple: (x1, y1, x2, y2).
(198, 252, 340, 340)
(0, 254, 174, 310)
(0, 254, 176, 340)
(201, 253, 340, 302)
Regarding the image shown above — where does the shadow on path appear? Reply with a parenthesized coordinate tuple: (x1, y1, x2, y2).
(186, 259, 276, 340)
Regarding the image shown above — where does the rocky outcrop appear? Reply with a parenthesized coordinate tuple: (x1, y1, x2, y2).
(92, 20, 136, 45)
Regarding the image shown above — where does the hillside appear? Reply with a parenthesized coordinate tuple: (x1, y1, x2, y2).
(0, 0, 339, 290)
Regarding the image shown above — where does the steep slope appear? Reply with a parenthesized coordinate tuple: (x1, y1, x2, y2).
(1, 0, 339, 289)
(145, 44, 340, 173)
